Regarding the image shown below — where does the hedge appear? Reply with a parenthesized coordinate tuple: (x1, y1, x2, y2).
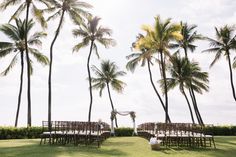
(114, 127, 134, 136)
(0, 125, 236, 140)
(204, 126, 236, 136)
(0, 127, 42, 139)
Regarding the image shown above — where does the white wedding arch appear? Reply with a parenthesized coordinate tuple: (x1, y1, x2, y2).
(110, 110, 137, 135)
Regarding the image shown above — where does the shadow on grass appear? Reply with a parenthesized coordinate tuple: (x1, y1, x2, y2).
(0, 140, 127, 157)
(155, 137, 236, 157)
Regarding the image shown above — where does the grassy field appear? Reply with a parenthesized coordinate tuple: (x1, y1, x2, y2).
(0, 136, 236, 157)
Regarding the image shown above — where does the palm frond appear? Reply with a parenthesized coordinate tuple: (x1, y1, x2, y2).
(0, 0, 21, 11)
(1, 53, 19, 76)
(0, 42, 14, 49)
(47, 10, 62, 21)
(0, 24, 20, 41)
(72, 39, 89, 52)
(93, 43, 100, 59)
(9, 3, 26, 22)
(233, 56, 236, 69)
(31, 4, 47, 28)
(111, 79, 126, 93)
(97, 38, 116, 48)
(72, 28, 89, 38)
(28, 32, 47, 46)
(0, 47, 14, 58)
(91, 80, 106, 97)
(28, 48, 49, 66)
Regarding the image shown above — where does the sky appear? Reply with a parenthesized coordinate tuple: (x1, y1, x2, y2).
(0, 0, 236, 127)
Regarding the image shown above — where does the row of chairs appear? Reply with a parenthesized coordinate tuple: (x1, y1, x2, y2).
(138, 122, 216, 148)
(40, 121, 110, 147)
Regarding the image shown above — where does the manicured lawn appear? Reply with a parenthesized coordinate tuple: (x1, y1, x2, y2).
(0, 136, 236, 157)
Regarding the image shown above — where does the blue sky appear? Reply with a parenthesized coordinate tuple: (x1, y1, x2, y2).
(0, 0, 236, 127)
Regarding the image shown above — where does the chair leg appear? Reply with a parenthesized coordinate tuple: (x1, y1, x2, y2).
(40, 137, 43, 145)
(212, 137, 216, 149)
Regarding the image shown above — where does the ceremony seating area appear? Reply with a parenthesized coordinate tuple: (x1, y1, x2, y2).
(40, 121, 110, 147)
(138, 122, 216, 148)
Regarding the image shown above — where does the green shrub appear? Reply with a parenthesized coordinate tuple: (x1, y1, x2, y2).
(0, 125, 236, 140)
(0, 127, 42, 140)
(203, 125, 236, 136)
(115, 127, 134, 136)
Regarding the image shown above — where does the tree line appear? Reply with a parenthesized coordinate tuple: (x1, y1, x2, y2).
(0, 0, 235, 128)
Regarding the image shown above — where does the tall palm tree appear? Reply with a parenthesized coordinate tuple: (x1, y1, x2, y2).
(171, 22, 204, 125)
(0, 18, 48, 127)
(72, 16, 116, 124)
(91, 60, 126, 128)
(126, 34, 171, 122)
(164, 54, 195, 123)
(203, 25, 236, 102)
(0, 0, 53, 127)
(163, 53, 208, 124)
(44, 0, 92, 131)
(140, 16, 182, 123)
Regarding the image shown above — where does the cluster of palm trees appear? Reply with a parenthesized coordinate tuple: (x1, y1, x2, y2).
(0, 1, 236, 128)
(0, 0, 122, 128)
(126, 16, 236, 126)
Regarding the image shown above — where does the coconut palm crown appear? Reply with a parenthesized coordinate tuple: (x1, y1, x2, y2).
(171, 22, 202, 58)
(203, 25, 236, 101)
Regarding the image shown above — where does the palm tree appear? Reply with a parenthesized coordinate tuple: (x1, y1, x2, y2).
(203, 25, 236, 102)
(91, 60, 126, 128)
(126, 34, 171, 122)
(0, 18, 48, 127)
(140, 16, 182, 123)
(0, 0, 53, 127)
(171, 22, 202, 58)
(170, 22, 204, 124)
(44, 0, 92, 131)
(72, 16, 116, 124)
(163, 53, 208, 124)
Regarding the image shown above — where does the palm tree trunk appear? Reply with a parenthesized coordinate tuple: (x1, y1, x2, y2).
(87, 40, 94, 123)
(183, 50, 197, 124)
(226, 51, 236, 101)
(184, 47, 188, 58)
(160, 51, 169, 124)
(106, 82, 118, 128)
(189, 86, 204, 126)
(147, 60, 171, 122)
(181, 87, 195, 124)
(189, 88, 200, 124)
(15, 52, 24, 127)
(25, 2, 31, 127)
(48, 10, 65, 131)
(87, 40, 94, 142)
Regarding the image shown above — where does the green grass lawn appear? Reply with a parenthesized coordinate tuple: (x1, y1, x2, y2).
(0, 136, 235, 157)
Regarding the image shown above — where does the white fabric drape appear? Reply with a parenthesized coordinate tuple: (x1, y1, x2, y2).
(110, 111, 136, 135)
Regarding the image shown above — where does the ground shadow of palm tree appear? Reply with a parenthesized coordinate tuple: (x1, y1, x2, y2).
(0, 139, 127, 157)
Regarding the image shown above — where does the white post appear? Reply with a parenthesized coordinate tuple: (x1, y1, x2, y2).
(133, 120, 137, 135)
(111, 119, 115, 136)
